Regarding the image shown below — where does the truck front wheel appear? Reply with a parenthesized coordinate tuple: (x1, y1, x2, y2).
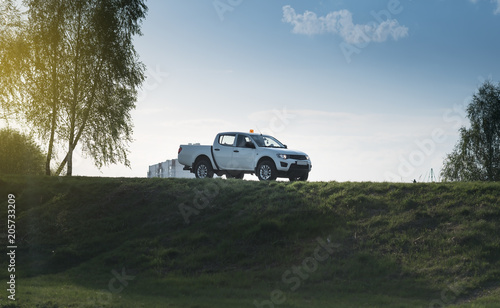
(194, 159, 214, 179)
(257, 159, 277, 181)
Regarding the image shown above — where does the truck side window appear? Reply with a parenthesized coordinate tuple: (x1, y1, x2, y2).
(236, 135, 253, 148)
(238, 136, 255, 148)
(219, 134, 235, 146)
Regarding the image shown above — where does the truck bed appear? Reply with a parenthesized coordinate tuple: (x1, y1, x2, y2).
(177, 144, 214, 169)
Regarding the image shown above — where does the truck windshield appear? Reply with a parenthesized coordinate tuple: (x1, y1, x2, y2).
(251, 135, 286, 148)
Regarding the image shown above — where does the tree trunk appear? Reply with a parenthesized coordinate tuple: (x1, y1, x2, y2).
(66, 143, 73, 176)
(45, 49, 59, 176)
(65, 8, 82, 177)
(45, 110, 57, 175)
(45, 124, 55, 175)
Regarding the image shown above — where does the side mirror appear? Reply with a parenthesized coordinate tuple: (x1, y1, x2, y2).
(284, 144, 288, 149)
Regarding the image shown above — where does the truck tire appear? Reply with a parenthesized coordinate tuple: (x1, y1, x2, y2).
(194, 158, 214, 179)
(257, 159, 277, 181)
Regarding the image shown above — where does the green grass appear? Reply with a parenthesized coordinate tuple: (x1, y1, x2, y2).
(0, 175, 500, 307)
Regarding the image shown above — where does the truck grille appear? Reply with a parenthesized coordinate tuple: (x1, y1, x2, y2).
(290, 155, 308, 160)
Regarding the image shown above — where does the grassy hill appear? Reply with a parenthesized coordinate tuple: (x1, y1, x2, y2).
(0, 175, 500, 307)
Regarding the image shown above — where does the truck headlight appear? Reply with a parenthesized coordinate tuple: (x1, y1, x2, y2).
(276, 154, 288, 160)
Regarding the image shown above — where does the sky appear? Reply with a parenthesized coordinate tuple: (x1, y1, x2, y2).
(24, 0, 500, 181)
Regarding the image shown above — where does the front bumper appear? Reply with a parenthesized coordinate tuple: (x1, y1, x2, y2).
(276, 160, 312, 178)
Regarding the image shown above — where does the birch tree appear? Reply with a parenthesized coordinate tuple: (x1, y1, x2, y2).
(20, 0, 147, 175)
(442, 81, 500, 181)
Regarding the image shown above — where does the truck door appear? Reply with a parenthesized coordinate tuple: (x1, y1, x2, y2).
(231, 134, 256, 171)
(213, 133, 235, 170)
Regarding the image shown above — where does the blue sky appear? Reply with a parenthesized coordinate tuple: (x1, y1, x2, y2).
(69, 0, 500, 181)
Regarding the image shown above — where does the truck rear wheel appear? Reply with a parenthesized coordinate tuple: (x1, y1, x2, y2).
(194, 159, 214, 179)
(257, 159, 277, 181)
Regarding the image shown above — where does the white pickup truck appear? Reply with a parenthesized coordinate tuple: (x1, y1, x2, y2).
(178, 131, 312, 181)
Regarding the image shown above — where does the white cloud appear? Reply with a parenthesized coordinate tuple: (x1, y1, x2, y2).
(470, 0, 500, 14)
(282, 5, 409, 44)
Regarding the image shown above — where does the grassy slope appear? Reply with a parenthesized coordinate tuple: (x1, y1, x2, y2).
(0, 175, 499, 307)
